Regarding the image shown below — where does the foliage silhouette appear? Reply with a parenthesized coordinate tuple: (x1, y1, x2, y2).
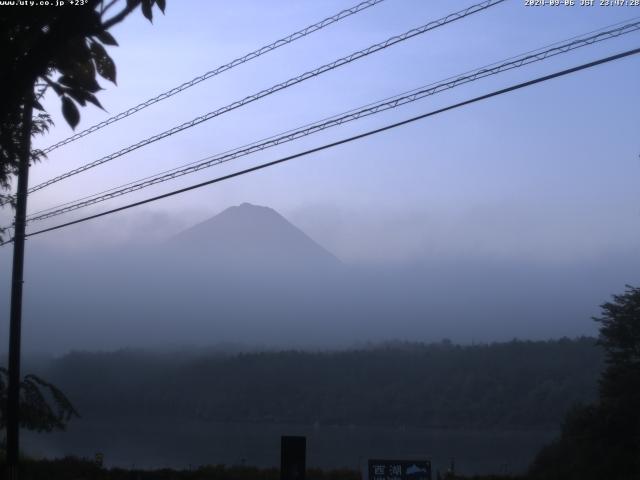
(0, 367, 79, 436)
(0, 0, 166, 447)
(529, 285, 640, 479)
(0, 0, 166, 237)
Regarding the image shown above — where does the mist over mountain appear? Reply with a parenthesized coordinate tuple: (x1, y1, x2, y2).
(167, 202, 341, 270)
(1, 203, 638, 355)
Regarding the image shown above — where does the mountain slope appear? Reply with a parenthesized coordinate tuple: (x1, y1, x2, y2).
(169, 203, 340, 269)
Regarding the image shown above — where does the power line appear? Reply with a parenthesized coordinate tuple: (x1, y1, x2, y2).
(39, 0, 388, 155)
(24, 19, 640, 224)
(9, 46, 637, 244)
(30, 14, 640, 218)
(24, 0, 505, 197)
(27, 12, 639, 220)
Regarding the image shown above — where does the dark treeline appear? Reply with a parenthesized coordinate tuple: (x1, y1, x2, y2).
(38, 338, 601, 430)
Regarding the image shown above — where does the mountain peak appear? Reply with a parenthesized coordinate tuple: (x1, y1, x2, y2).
(169, 203, 340, 270)
(234, 202, 269, 211)
(237, 202, 260, 208)
(219, 202, 279, 219)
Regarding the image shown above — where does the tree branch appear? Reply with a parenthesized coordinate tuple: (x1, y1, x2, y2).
(102, 1, 140, 30)
(100, 0, 119, 16)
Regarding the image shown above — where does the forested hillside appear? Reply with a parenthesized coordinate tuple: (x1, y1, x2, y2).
(41, 338, 601, 429)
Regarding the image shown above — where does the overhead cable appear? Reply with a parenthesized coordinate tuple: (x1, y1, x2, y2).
(24, 20, 640, 224)
(40, 0, 388, 155)
(24, 0, 505, 197)
(5, 46, 635, 244)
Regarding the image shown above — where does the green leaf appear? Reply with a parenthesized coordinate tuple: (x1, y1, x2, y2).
(155, 0, 166, 13)
(59, 71, 102, 93)
(66, 89, 87, 106)
(57, 39, 93, 70)
(61, 96, 80, 130)
(96, 30, 118, 46)
(66, 88, 103, 110)
(56, 42, 102, 93)
(90, 41, 117, 84)
(48, 79, 64, 96)
(57, 75, 76, 87)
(141, 0, 153, 22)
(82, 91, 104, 110)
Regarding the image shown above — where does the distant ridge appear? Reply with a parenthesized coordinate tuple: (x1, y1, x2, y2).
(169, 203, 340, 268)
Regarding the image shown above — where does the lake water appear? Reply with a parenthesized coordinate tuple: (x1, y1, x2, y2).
(23, 418, 556, 476)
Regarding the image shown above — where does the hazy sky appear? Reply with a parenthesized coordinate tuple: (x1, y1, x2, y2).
(0, 0, 635, 261)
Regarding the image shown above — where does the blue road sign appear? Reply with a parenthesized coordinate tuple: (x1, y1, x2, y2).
(368, 459, 431, 480)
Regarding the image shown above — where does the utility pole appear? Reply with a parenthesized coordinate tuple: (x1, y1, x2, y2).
(6, 95, 33, 480)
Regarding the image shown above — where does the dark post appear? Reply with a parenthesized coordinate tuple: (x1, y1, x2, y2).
(6, 96, 33, 479)
(280, 436, 306, 480)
